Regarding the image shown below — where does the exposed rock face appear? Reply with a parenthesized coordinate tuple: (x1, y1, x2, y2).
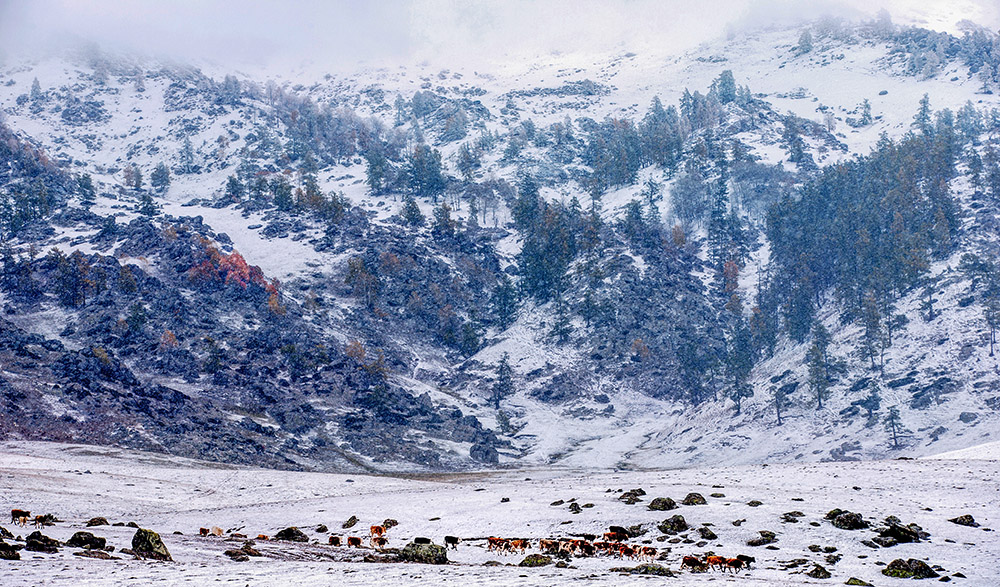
(400, 541, 448, 564)
(131, 528, 172, 561)
(274, 527, 309, 542)
(0, 541, 20, 560)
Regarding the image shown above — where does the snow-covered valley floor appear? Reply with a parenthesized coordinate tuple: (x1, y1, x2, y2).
(0, 441, 997, 585)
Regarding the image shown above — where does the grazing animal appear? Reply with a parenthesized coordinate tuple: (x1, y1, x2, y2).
(640, 546, 657, 561)
(736, 554, 756, 568)
(579, 542, 596, 557)
(539, 539, 559, 554)
(603, 531, 628, 542)
(346, 536, 362, 548)
(372, 536, 388, 550)
(256, 534, 269, 541)
(210, 526, 224, 537)
(370, 525, 386, 538)
(681, 555, 704, 570)
(444, 535, 460, 550)
(199, 527, 210, 537)
(725, 558, 745, 573)
(328, 536, 341, 547)
(11, 509, 29, 524)
(510, 539, 529, 554)
(706, 555, 727, 571)
(17, 516, 29, 527)
(33, 515, 46, 528)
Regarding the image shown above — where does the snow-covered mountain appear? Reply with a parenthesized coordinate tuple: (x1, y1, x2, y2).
(1, 13, 1000, 472)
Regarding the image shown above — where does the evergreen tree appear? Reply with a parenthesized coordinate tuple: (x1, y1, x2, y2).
(30, 77, 43, 101)
(860, 99, 873, 125)
(884, 405, 909, 448)
(985, 293, 1000, 357)
(796, 29, 813, 55)
(406, 144, 446, 200)
(773, 384, 789, 426)
(77, 173, 96, 206)
(549, 298, 573, 344)
(224, 175, 245, 202)
(490, 273, 518, 329)
(137, 191, 158, 216)
(150, 162, 170, 193)
(271, 176, 294, 211)
(714, 70, 737, 104)
(913, 93, 932, 135)
(491, 353, 514, 409)
(401, 194, 425, 226)
(364, 149, 389, 196)
(179, 136, 195, 174)
(431, 202, 455, 239)
(857, 381, 882, 421)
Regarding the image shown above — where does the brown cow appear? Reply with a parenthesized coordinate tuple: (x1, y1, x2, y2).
(32, 515, 46, 528)
(725, 558, 745, 573)
(256, 534, 270, 541)
(328, 536, 341, 546)
(346, 536, 362, 548)
(372, 536, 388, 551)
(199, 527, 210, 537)
(640, 546, 657, 561)
(681, 555, 704, 570)
(539, 539, 559, 554)
(736, 554, 756, 568)
(370, 525, 386, 538)
(11, 509, 29, 525)
(444, 536, 460, 550)
(706, 555, 727, 571)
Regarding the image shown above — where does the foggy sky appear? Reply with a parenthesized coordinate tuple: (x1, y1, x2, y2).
(1, 0, 997, 70)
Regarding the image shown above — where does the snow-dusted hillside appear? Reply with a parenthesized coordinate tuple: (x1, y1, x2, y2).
(1, 13, 1000, 472)
(0, 441, 997, 585)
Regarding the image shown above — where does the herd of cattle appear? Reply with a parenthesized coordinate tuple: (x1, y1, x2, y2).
(191, 517, 755, 573)
(9, 509, 46, 529)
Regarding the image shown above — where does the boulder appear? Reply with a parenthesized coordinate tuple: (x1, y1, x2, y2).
(657, 515, 688, 535)
(86, 517, 109, 527)
(25, 531, 61, 553)
(882, 558, 939, 579)
(845, 578, 874, 586)
(224, 549, 250, 562)
(876, 518, 927, 543)
(315, 524, 328, 533)
(519, 554, 552, 567)
(275, 527, 309, 542)
(609, 563, 674, 576)
(681, 493, 707, 505)
(832, 512, 869, 530)
(747, 530, 778, 546)
(66, 531, 107, 550)
(806, 564, 832, 579)
(947, 514, 979, 528)
(648, 497, 677, 511)
(0, 541, 20, 560)
(0, 526, 13, 540)
(342, 515, 359, 529)
(400, 541, 448, 564)
(131, 528, 172, 561)
(382, 519, 399, 529)
(697, 527, 717, 540)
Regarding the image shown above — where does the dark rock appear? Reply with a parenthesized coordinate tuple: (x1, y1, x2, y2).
(872, 536, 898, 548)
(845, 578, 874, 586)
(681, 492, 707, 505)
(860, 539, 881, 549)
(342, 515, 359, 529)
(609, 563, 674, 576)
(883, 558, 940, 579)
(0, 526, 13, 540)
(519, 554, 552, 567)
(86, 517, 109, 527)
(224, 548, 250, 562)
(876, 517, 927, 543)
(25, 531, 61, 553)
(568, 502, 582, 514)
(697, 527, 717, 540)
(0, 541, 19, 560)
(748, 500, 763, 507)
(806, 564, 831, 579)
(316, 524, 329, 533)
(782, 511, 805, 523)
(414, 537, 432, 544)
(747, 530, 777, 546)
(648, 497, 677, 511)
(383, 519, 398, 529)
(131, 528, 172, 561)
(126, 522, 139, 528)
(400, 541, 448, 564)
(73, 549, 118, 560)
(657, 515, 688, 535)
(275, 527, 309, 542)
(947, 515, 979, 527)
(619, 489, 645, 504)
(470, 442, 499, 464)
(832, 512, 869, 530)
(550, 500, 565, 506)
(66, 531, 106, 550)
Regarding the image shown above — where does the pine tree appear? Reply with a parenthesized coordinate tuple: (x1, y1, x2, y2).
(860, 99, 873, 125)
(179, 137, 195, 174)
(365, 149, 388, 195)
(913, 94, 932, 135)
(150, 162, 170, 193)
(401, 194, 425, 226)
(431, 202, 455, 239)
(796, 29, 813, 55)
(491, 274, 518, 329)
(30, 78, 42, 101)
(773, 384, 788, 426)
(491, 353, 514, 409)
(714, 70, 737, 104)
(884, 405, 909, 448)
(857, 381, 882, 421)
(549, 298, 573, 344)
(77, 173, 96, 206)
(137, 191, 158, 216)
(985, 293, 1000, 357)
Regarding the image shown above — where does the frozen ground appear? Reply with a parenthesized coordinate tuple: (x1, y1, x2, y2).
(0, 441, 997, 586)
